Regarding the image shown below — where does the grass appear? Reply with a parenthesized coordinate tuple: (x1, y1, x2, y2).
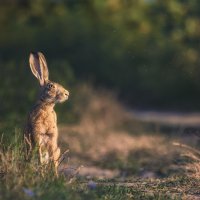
(1, 85, 200, 199)
(0, 134, 199, 200)
(1, 128, 200, 199)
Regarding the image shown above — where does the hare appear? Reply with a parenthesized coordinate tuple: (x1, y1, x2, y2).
(24, 52, 69, 176)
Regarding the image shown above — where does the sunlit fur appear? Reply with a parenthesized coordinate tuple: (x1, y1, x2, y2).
(24, 52, 69, 176)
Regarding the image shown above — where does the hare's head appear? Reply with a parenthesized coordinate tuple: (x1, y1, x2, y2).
(29, 52, 69, 104)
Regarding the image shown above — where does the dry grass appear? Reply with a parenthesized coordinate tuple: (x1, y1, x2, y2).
(173, 142, 200, 179)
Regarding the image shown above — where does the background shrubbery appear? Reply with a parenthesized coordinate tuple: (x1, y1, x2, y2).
(1, 0, 200, 122)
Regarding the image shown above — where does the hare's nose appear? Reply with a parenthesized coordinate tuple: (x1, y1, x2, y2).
(64, 90, 69, 97)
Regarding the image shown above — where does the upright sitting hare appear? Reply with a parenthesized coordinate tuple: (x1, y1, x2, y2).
(24, 52, 69, 176)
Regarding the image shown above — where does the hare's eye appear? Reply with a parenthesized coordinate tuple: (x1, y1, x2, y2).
(47, 83, 54, 89)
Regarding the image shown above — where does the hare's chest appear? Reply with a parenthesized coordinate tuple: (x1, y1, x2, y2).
(45, 110, 57, 130)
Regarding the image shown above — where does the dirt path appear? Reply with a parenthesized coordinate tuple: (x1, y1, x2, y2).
(131, 110, 200, 126)
(61, 165, 119, 179)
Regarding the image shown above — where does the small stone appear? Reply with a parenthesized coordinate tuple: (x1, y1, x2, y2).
(87, 181, 97, 190)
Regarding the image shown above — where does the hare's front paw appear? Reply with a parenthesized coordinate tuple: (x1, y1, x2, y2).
(54, 147, 61, 163)
(40, 150, 49, 164)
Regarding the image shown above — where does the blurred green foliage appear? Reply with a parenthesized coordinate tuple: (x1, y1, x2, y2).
(1, 0, 200, 123)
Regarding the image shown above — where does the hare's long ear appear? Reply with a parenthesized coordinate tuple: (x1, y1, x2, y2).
(29, 52, 49, 86)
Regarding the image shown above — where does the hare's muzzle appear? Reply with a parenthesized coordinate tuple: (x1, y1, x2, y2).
(64, 90, 69, 97)
(59, 89, 69, 102)
(55, 83, 70, 103)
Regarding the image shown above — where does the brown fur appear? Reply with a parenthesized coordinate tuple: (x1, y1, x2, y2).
(24, 52, 69, 176)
